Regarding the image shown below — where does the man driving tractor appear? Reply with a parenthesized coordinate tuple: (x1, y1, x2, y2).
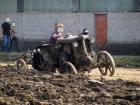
(49, 23, 64, 44)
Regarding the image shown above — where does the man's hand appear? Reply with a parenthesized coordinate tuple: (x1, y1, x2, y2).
(52, 33, 62, 39)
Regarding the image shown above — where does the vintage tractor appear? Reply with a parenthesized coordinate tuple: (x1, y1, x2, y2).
(29, 29, 115, 76)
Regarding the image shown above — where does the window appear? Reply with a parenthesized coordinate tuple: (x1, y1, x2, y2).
(24, 0, 74, 12)
(0, 0, 17, 13)
(0, 0, 138, 13)
(80, 0, 133, 12)
(133, 0, 140, 12)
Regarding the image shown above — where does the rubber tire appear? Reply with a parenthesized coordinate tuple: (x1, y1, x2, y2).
(32, 53, 44, 71)
(97, 51, 115, 76)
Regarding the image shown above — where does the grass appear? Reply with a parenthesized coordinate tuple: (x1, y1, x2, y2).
(0, 52, 140, 68)
(0, 52, 23, 63)
(113, 55, 140, 67)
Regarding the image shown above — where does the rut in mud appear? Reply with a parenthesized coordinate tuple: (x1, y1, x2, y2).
(0, 67, 139, 105)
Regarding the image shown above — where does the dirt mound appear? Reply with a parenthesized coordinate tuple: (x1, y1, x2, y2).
(0, 67, 139, 105)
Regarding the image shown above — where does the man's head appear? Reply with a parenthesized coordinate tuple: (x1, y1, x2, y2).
(5, 18, 10, 22)
(55, 23, 64, 33)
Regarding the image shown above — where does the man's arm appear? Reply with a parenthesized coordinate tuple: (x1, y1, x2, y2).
(52, 33, 62, 38)
(0, 28, 3, 39)
(1, 22, 4, 29)
(0, 23, 4, 39)
(0, 28, 3, 34)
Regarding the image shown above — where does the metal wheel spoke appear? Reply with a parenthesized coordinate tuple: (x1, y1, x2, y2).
(105, 55, 109, 64)
(108, 66, 112, 72)
(100, 67, 106, 73)
(100, 67, 104, 72)
(100, 55, 106, 63)
(105, 67, 108, 73)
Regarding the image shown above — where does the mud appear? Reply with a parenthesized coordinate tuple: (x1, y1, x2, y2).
(0, 67, 139, 105)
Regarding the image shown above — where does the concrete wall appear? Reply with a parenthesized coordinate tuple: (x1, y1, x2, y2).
(0, 12, 140, 54)
(108, 13, 140, 43)
(1, 12, 140, 43)
(22, 13, 94, 39)
(0, 13, 22, 39)
(0, 13, 95, 40)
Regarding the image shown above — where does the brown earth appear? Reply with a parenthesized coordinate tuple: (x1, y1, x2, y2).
(89, 68, 140, 82)
(0, 66, 139, 105)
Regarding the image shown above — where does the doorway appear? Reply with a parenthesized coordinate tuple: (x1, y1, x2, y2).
(95, 14, 107, 49)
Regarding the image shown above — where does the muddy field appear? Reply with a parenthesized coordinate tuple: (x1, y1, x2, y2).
(0, 66, 139, 105)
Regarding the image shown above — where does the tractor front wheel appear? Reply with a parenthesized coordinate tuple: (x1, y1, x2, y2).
(97, 51, 115, 76)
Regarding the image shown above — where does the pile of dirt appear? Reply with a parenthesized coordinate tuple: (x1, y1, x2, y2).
(0, 67, 139, 105)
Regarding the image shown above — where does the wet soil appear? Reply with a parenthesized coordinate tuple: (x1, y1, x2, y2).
(0, 67, 139, 105)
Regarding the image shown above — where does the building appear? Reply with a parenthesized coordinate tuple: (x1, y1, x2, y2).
(0, 0, 140, 54)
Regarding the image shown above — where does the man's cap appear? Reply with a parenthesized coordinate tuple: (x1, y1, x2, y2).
(55, 23, 64, 28)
